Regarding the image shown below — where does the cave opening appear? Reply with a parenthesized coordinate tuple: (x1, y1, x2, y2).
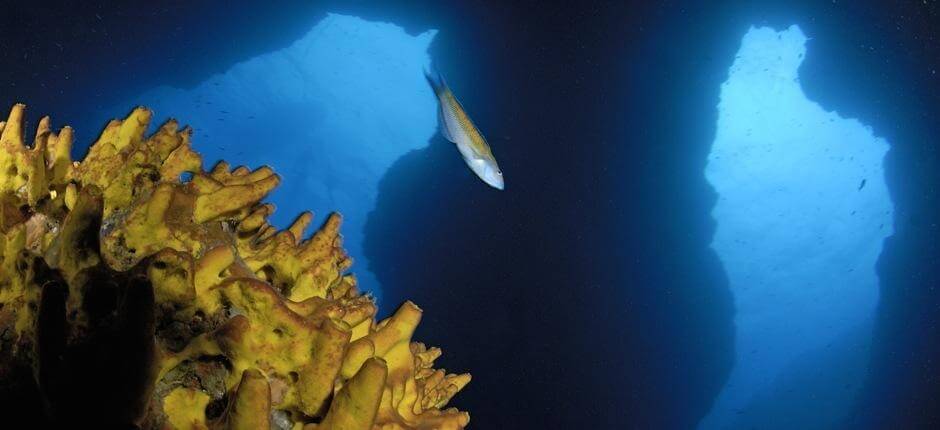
(700, 24, 894, 429)
(98, 13, 440, 301)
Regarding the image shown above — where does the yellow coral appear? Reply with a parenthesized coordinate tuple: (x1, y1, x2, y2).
(0, 104, 469, 429)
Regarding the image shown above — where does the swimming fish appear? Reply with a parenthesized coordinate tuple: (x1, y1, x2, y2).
(425, 69, 504, 190)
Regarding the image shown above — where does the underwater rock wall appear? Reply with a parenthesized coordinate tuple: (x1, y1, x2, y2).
(101, 13, 439, 301)
(700, 25, 893, 429)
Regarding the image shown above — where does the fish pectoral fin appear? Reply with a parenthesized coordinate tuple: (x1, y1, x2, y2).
(437, 105, 457, 143)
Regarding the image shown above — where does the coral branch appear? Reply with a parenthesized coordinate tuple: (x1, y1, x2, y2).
(0, 105, 469, 429)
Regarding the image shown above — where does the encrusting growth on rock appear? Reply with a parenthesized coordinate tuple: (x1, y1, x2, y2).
(0, 104, 470, 429)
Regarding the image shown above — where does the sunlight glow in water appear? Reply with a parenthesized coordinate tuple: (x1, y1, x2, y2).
(104, 13, 439, 300)
(700, 25, 893, 429)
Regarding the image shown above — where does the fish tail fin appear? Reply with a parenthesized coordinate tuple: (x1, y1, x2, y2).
(424, 67, 456, 142)
(424, 67, 449, 96)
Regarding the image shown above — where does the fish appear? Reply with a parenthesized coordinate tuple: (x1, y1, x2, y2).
(858, 179, 866, 190)
(425, 69, 504, 190)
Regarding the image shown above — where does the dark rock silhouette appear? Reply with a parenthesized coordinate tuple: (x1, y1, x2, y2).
(0, 0, 936, 428)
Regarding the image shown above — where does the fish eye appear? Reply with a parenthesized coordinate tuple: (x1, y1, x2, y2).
(497, 171, 503, 176)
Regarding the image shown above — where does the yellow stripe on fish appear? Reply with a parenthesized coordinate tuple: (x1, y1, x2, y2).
(425, 69, 504, 190)
(440, 91, 494, 159)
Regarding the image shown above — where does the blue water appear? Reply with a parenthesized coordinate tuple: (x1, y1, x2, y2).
(1, 1, 938, 428)
(95, 13, 439, 303)
(701, 25, 892, 429)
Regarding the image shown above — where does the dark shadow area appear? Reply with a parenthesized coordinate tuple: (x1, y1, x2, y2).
(0, 1, 935, 428)
(789, 4, 940, 428)
(365, 1, 938, 428)
(718, 2, 940, 428)
(0, 0, 442, 149)
(629, 3, 940, 428)
(365, 3, 738, 428)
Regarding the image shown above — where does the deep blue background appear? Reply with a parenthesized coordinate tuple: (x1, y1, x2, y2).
(0, 1, 937, 428)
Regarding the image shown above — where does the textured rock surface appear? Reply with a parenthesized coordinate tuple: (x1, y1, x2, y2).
(0, 104, 468, 429)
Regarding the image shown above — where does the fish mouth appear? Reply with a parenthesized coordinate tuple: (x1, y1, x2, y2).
(484, 165, 504, 190)
(467, 157, 504, 190)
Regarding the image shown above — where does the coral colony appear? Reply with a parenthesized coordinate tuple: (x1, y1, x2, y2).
(0, 104, 469, 429)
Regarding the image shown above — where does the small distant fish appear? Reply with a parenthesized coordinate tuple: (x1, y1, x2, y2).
(858, 179, 866, 190)
(425, 69, 504, 190)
